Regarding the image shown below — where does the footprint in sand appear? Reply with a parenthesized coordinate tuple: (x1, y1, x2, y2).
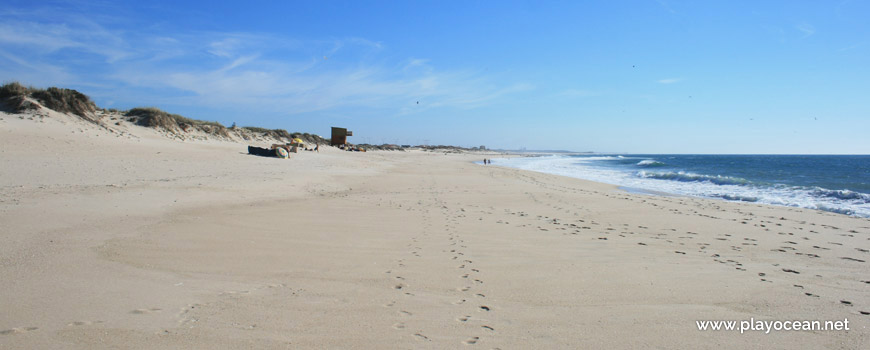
(178, 304, 200, 314)
(130, 308, 162, 314)
(463, 336, 480, 344)
(219, 290, 250, 296)
(0, 327, 38, 335)
(393, 322, 406, 329)
(841, 257, 866, 263)
(67, 320, 104, 326)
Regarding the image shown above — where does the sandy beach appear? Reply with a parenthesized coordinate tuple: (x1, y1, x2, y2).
(1, 110, 868, 349)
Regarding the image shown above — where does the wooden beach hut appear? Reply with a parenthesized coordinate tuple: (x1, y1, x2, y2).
(330, 127, 353, 146)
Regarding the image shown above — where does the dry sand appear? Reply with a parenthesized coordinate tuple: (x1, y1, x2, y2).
(1, 109, 868, 349)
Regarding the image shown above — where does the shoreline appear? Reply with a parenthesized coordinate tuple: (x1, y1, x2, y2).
(488, 154, 870, 219)
(2, 112, 868, 348)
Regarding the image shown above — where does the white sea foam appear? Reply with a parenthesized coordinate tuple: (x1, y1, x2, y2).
(494, 155, 870, 217)
(636, 159, 666, 167)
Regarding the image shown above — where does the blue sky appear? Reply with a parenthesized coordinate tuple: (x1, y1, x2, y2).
(1, 0, 868, 153)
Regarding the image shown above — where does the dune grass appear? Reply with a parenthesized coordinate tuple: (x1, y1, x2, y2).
(126, 107, 224, 129)
(3, 81, 329, 144)
(1, 81, 96, 117)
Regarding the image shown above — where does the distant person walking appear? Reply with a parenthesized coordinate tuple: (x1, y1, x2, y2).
(484, 158, 488, 165)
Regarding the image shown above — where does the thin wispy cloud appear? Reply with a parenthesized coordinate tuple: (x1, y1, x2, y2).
(0, 49, 75, 86)
(657, 78, 682, 84)
(655, 0, 677, 14)
(796, 22, 815, 38)
(0, 9, 526, 117)
(838, 42, 866, 52)
(834, 0, 856, 17)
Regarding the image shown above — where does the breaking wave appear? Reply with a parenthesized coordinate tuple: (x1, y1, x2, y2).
(636, 159, 666, 167)
(811, 188, 870, 203)
(637, 171, 751, 186)
(493, 155, 870, 218)
(715, 194, 760, 202)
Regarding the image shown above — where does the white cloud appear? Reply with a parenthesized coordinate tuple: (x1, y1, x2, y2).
(207, 37, 244, 58)
(0, 14, 130, 63)
(0, 11, 527, 116)
(0, 49, 75, 85)
(657, 78, 682, 84)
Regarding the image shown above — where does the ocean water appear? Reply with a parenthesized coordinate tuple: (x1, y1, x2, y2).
(492, 154, 870, 218)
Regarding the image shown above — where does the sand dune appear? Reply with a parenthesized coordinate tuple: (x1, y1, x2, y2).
(1, 109, 868, 349)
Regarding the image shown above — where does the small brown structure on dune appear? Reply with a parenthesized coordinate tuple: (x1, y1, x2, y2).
(330, 127, 353, 146)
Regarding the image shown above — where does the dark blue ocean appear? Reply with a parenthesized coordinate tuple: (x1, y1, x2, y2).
(494, 154, 870, 217)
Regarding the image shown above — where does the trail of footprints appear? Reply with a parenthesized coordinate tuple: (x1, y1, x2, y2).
(444, 193, 496, 345)
(7, 167, 865, 339)
(382, 178, 497, 345)
(1, 282, 295, 337)
(496, 170, 870, 317)
(0, 327, 39, 335)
